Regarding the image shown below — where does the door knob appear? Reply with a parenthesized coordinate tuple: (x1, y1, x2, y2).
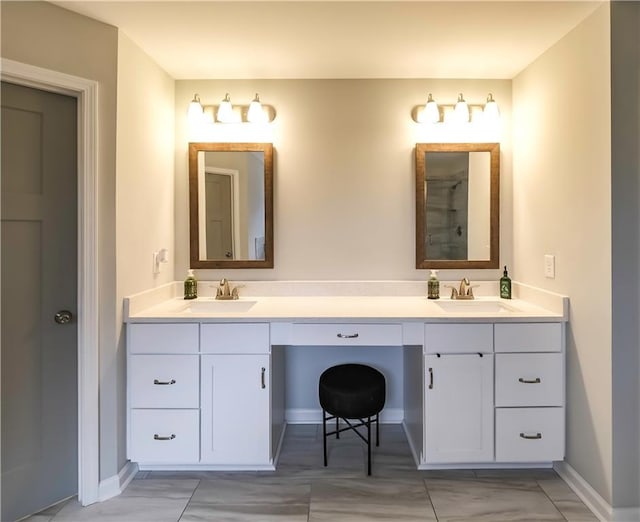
(54, 310, 73, 324)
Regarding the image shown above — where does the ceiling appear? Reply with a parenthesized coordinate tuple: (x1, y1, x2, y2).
(54, 1, 602, 79)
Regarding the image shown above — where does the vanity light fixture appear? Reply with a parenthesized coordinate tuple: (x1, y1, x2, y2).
(188, 93, 276, 124)
(216, 93, 236, 123)
(412, 92, 500, 125)
(187, 93, 204, 124)
(454, 93, 470, 123)
(483, 93, 500, 123)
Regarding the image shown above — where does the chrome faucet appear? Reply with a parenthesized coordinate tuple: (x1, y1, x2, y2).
(446, 277, 476, 300)
(215, 278, 240, 300)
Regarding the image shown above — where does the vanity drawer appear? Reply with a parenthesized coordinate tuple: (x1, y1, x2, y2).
(290, 323, 402, 346)
(424, 323, 493, 354)
(201, 323, 270, 354)
(130, 355, 199, 408)
(494, 323, 562, 353)
(128, 323, 199, 354)
(495, 407, 564, 462)
(495, 353, 563, 407)
(129, 409, 199, 463)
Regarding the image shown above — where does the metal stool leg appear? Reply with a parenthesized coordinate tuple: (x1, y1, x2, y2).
(322, 409, 328, 467)
(336, 416, 339, 439)
(367, 416, 372, 476)
(376, 412, 380, 447)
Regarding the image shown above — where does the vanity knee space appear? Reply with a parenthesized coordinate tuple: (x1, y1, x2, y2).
(422, 322, 565, 466)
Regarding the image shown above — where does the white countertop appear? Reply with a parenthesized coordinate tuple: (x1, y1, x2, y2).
(125, 285, 567, 323)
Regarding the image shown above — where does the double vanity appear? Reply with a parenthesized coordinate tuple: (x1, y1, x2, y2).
(124, 280, 568, 472)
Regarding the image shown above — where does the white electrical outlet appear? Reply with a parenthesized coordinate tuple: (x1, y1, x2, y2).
(544, 254, 555, 278)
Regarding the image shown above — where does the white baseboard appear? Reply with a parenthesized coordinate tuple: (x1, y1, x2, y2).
(98, 461, 138, 502)
(554, 461, 640, 522)
(285, 408, 403, 424)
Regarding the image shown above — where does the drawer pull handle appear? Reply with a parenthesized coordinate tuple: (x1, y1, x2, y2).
(518, 378, 541, 384)
(261, 367, 266, 389)
(153, 379, 176, 385)
(519, 432, 542, 440)
(428, 367, 434, 389)
(337, 333, 359, 339)
(153, 434, 176, 441)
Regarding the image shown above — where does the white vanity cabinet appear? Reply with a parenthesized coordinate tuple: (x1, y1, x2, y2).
(127, 321, 277, 469)
(127, 323, 200, 464)
(420, 321, 565, 467)
(200, 324, 271, 465)
(126, 306, 566, 470)
(424, 324, 494, 463)
(494, 323, 565, 462)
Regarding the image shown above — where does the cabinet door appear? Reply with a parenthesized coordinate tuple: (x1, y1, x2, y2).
(201, 354, 270, 465)
(425, 354, 494, 463)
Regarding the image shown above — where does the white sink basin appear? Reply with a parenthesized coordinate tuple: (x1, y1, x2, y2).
(187, 298, 258, 313)
(435, 300, 517, 313)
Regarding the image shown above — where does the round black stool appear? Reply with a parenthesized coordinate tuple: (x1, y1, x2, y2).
(318, 363, 386, 475)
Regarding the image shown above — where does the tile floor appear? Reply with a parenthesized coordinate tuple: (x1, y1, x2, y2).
(26, 424, 598, 521)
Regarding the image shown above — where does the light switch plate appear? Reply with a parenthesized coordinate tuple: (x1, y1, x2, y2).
(544, 254, 555, 278)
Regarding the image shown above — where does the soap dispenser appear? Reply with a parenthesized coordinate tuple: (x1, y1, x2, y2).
(500, 266, 512, 299)
(427, 269, 440, 300)
(184, 269, 198, 300)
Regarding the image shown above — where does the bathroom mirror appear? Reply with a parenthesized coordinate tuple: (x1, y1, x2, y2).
(189, 142, 273, 268)
(416, 143, 499, 269)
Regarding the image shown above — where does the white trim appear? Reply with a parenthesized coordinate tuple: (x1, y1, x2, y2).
(417, 461, 553, 470)
(553, 461, 640, 522)
(285, 408, 404, 424)
(138, 463, 276, 471)
(1, 58, 100, 506)
(98, 462, 138, 502)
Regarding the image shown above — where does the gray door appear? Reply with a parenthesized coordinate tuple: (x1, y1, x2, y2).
(205, 172, 233, 259)
(1, 82, 78, 521)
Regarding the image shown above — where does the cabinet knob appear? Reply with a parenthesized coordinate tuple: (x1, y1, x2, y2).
(428, 367, 434, 389)
(261, 367, 266, 389)
(519, 432, 542, 440)
(337, 333, 359, 339)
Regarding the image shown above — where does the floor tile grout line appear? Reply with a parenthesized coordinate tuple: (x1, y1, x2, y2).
(535, 478, 571, 522)
(422, 477, 441, 522)
(176, 478, 202, 522)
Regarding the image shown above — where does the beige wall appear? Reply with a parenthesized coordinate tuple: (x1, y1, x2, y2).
(175, 79, 512, 282)
(0, 1, 120, 481)
(115, 32, 175, 472)
(513, 4, 612, 503)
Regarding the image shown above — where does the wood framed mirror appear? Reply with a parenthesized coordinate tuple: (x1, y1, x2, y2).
(189, 142, 273, 268)
(416, 143, 499, 269)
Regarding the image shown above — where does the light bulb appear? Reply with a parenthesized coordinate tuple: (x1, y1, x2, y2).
(187, 93, 204, 124)
(216, 93, 234, 123)
(483, 93, 500, 123)
(454, 93, 469, 123)
(247, 93, 267, 123)
(423, 93, 440, 124)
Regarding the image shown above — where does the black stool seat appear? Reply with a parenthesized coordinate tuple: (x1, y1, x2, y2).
(319, 364, 385, 419)
(318, 364, 386, 475)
